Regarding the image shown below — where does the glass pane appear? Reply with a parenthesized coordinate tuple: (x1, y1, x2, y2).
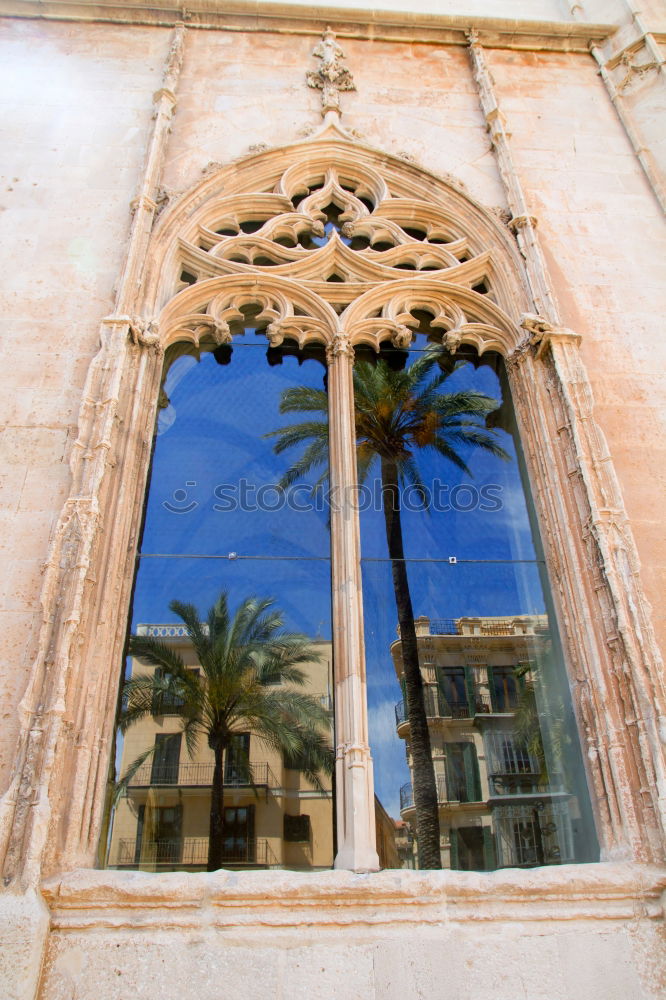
(103, 342, 334, 873)
(358, 345, 598, 871)
(146, 340, 330, 560)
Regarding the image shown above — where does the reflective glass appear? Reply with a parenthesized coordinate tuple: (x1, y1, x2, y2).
(103, 342, 334, 873)
(359, 344, 598, 871)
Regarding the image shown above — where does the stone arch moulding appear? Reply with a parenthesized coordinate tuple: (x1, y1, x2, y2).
(1, 138, 664, 887)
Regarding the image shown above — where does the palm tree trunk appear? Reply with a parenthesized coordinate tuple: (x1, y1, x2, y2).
(207, 738, 226, 871)
(381, 457, 442, 869)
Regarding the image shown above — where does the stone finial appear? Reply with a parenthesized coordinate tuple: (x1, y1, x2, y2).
(306, 26, 356, 119)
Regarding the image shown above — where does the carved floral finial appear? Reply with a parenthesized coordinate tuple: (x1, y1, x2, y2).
(307, 26, 356, 119)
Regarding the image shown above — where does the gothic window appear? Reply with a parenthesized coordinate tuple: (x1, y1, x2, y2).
(102, 144, 602, 876)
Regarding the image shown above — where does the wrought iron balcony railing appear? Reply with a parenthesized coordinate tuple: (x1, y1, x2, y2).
(488, 775, 568, 797)
(128, 760, 278, 789)
(395, 691, 494, 726)
(113, 836, 278, 868)
(399, 775, 475, 811)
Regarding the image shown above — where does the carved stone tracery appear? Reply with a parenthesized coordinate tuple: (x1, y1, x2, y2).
(155, 150, 523, 349)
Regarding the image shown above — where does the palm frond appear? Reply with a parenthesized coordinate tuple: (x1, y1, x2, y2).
(169, 599, 212, 662)
(127, 636, 188, 676)
(277, 386, 329, 415)
(397, 455, 429, 509)
(273, 436, 329, 490)
(428, 436, 473, 476)
(113, 744, 157, 804)
(264, 420, 328, 453)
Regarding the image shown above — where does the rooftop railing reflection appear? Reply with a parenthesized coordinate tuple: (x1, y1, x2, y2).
(426, 616, 549, 637)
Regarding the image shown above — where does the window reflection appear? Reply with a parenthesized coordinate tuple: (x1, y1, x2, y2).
(104, 341, 334, 873)
(360, 345, 598, 871)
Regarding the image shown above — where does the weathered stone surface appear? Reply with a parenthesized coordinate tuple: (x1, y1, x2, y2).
(0, 890, 50, 1000)
(34, 865, 666, 999)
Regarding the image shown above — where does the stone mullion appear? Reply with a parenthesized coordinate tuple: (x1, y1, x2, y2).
(326, 334, 379, 872)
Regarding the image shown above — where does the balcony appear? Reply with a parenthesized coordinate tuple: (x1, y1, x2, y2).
(395, 691, 492, 727)
(488, 772, 568, 798)
(399, 776, 477, 812)
(127, 761, 278, 790)
(112, 837, 278, 869)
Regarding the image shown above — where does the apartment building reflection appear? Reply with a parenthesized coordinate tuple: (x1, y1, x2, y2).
(393, 615, 584, 870)
(107, 625, 334, 872)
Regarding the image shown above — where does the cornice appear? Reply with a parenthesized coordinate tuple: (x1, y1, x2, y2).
(0, 0, 615, 52)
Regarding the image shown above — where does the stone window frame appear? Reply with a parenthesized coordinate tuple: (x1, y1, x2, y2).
(1, 127, 664, 889)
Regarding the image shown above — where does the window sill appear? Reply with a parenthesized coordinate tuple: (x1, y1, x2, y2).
(41, 862, 666, 931)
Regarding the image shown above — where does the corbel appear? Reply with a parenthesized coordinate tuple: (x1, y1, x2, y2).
(128, 316, 163, 355)
(520, 313, 581, 360)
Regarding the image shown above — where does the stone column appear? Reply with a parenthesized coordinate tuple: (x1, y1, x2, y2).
(326, 333, 379, 871)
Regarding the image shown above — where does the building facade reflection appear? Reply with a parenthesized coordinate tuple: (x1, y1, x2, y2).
(107, 626, 334, 872)
(393, 615, 582, 870)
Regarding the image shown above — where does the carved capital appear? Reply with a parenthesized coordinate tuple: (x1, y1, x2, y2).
(535, 325, 581, 359)
(152, 86, 177, 107)
(617, 52, 659, 92)
(520, 312, 555, 343)
(340, 742, 373, 768)
(266, 321, 285, 349)
(325, 333, 354, 364)
(485, 107, 506, 129)
(129, 195, 158, 217)
(211, 319, 232, 346)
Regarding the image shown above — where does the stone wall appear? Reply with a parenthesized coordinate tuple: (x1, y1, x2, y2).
(0, 17, 169, 793)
